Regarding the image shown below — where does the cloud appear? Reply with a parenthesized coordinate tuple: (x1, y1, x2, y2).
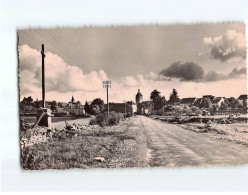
(123, 76, 139, 87)
(159, 62, 205, 81)
(205, 67, 246, 81)
(143, 71, 171, 81)
(159, 61, 246, 82)
(19, 45, 247, 103)
(228, 67, 246, 77)
(19, 44, 109, 96)
(203, 30, 246, 62)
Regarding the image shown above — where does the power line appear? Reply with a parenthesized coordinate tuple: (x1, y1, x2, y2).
(43, 29, 91, 71)
(38, 29, 81, 65)
(56, 29, 94, 71)
(34, 29, 84, 69)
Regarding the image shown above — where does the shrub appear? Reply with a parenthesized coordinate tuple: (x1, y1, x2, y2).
(190, 106, 202, 115)
(89, 111, 125, 127)
(174, 106, 183, 116)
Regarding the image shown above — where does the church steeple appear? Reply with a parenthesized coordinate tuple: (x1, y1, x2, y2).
(71, 96, 75, 103)
(135, 89, 143, 104)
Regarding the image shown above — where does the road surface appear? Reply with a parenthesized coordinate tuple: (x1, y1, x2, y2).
(138, 116, 248, 167)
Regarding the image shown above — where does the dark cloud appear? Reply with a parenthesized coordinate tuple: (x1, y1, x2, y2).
(228, 67, 246, 77)
(159, 61, 246, 82)
(203, 30, 246, 62)
(209, 45, 246, 62)
(204, 71, 226, 81)
(205, 67, 246, 81)
(159, 62, 205, 81)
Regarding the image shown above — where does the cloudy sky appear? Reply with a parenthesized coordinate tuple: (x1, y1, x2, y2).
(18, 23, 247, 103)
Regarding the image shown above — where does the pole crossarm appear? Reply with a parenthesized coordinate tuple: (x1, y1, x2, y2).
(103, 80, 112, 116)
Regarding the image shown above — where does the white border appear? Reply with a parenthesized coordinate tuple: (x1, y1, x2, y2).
(1, 0, 248, 192)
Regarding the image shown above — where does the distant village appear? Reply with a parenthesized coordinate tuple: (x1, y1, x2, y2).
(136, 89, 247, 116)
(20, 87, 247, 118)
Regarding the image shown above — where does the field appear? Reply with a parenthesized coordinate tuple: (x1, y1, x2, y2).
(178, 122, 248, 145)
(21, 117, 147, 170)
(148, 115, 248, 146)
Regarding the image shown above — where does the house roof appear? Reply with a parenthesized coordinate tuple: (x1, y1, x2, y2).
(180, 97, 196, 104)
(212, 97, 223, 104)
(193, 98, 203, 106)
(238, 94, 247, 100)
(69, 101, 79, 104)
(203, 95, 215, 101)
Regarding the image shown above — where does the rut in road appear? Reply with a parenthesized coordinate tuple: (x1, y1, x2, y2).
(139, 116, 248, 167)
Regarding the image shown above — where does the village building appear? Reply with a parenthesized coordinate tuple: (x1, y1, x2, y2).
(135, 89, 154, 115)
(180, 97, 196, 107)
(203, 95, 215, 102)
(64, 96, 85, 116)
(137, 101, 153, 115)
(193, 98, 203, 108)
(238, 94, 247, 107)
(211, 97, 225, 107)
(135, 89, 143, 104)
(149, 104, 165, 115)
(108, 101, 134, 117)
(56, 107, 65, 112)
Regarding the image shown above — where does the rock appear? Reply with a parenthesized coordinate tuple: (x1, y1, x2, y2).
(93, 157, 105, 162)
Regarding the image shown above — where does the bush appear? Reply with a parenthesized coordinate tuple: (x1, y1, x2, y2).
(89, 111, 125, 127)
(190, 106, 203, 115)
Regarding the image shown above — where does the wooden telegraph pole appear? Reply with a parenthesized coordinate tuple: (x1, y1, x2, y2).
(103, 80, 112, 116)
(41, 44, 46, 108)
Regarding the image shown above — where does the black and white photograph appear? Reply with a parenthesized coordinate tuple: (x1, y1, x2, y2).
(18, 23, 248, 170)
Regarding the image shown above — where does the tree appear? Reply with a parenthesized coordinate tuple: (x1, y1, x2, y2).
(34, 99, 42, 109)
(228, 97, 242, 109)
(220, 102, 228, 110)
(190, 106, 202, 115)
(183, 106, 193, 115)
(150, 89, 161, 101)
(174, 106, 183, 116)
(50, 100, 57, 111)
(211, 104, 219, 112)
(150, 90, 166, 115)
(169, 88, 179, 105)
(202, 97, 212, 109)
(91, 98, 105, 113)
(84, 101, 91, 115)
(20, 96, 36, 113)
(58, 102, 64, 108)
(22, 96, 33, 105)
(84, 98, 105, 115)
(91, 98, 104, 106)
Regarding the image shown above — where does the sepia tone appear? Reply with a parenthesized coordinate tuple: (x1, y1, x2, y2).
(18, 23, 248, 170)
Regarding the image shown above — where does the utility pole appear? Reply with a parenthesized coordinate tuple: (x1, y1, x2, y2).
(103, 80, 111, 116)
(124, 100, 127, 118)
(41, 44, 46, 108)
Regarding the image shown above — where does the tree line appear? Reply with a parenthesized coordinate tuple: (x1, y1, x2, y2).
(145, 88, 244, 114)
(20, 96, 106, 115)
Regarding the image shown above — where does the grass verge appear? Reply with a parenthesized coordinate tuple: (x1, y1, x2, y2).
(21, 117, 147, 170)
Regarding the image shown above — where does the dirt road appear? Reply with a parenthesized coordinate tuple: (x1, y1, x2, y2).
(138, 116, 248, 167)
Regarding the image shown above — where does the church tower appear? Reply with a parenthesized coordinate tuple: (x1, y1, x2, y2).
(71, 96, 75, 103)
(135, 89, 143, 104)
